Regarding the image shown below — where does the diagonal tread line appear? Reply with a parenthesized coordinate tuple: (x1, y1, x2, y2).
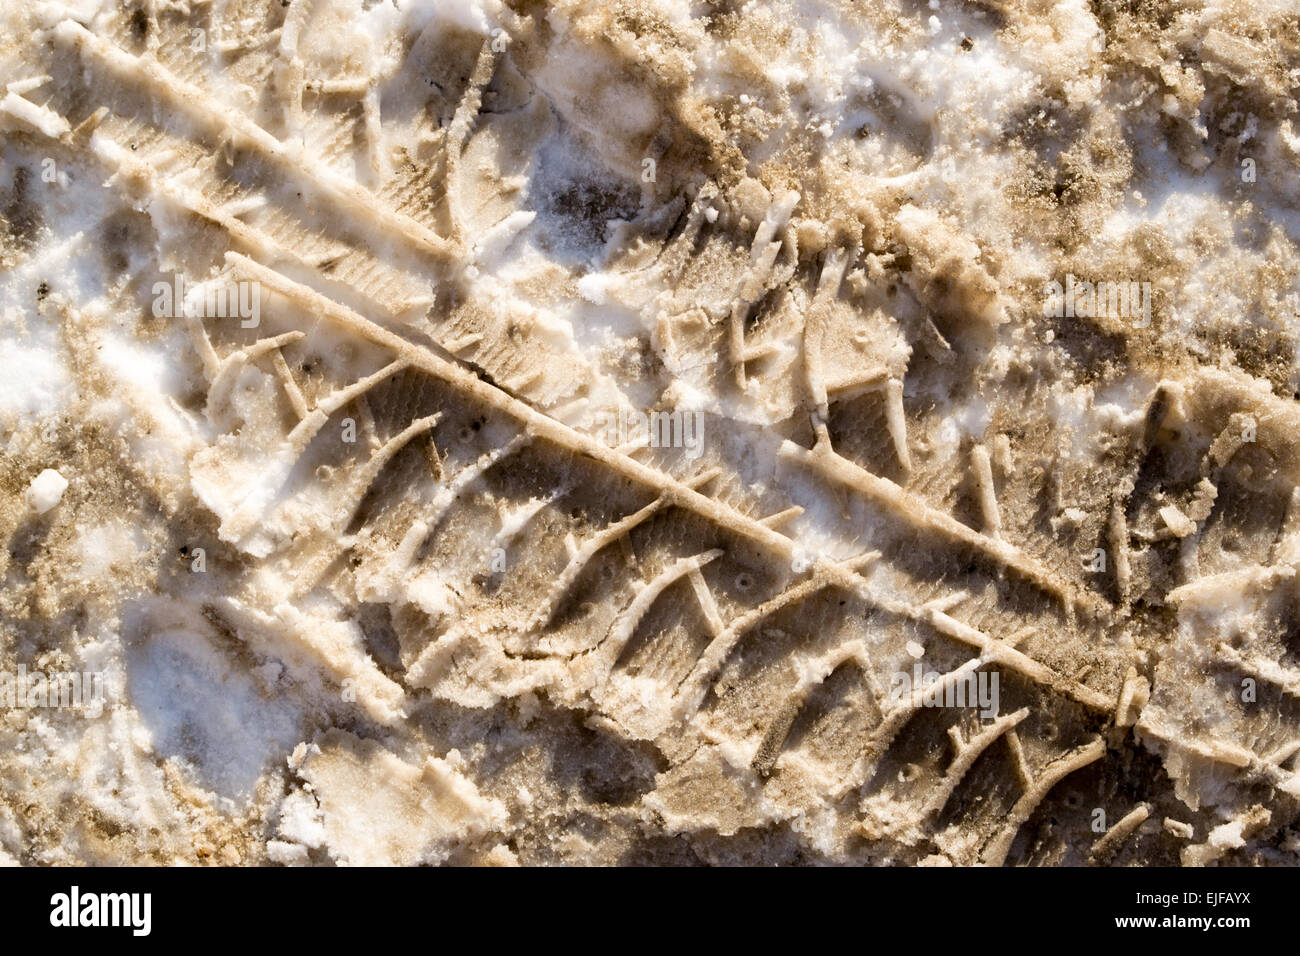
(228, 251, 1118, 713)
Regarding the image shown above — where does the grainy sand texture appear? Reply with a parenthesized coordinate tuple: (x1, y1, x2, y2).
(1, 0, 1299, 865)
